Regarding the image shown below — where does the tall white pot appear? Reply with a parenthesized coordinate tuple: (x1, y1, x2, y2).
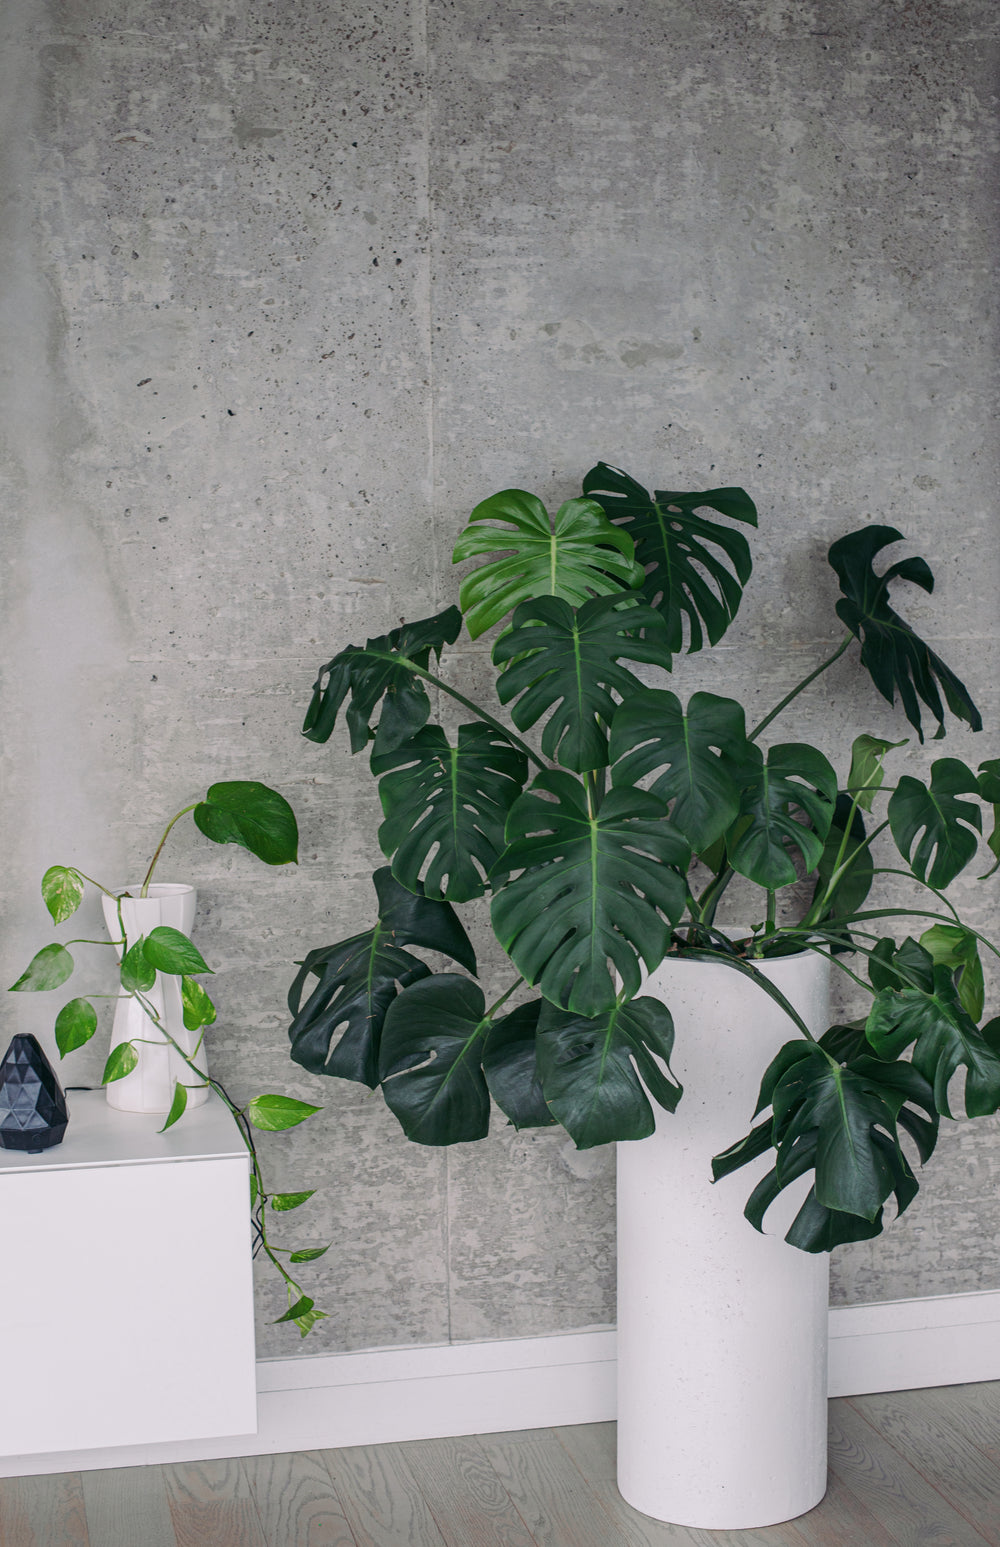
(101, 883, 209, 1115)
(616, 946, 830, 1530)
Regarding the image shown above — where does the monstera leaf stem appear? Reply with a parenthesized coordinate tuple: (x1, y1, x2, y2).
(749, 633, 854, 743)
(407, 660, 547, 772)
(803, 818, 890, 928)
(844, 910, 1000, 965)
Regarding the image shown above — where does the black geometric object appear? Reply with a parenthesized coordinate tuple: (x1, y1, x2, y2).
(0, 1034, 69, 1153)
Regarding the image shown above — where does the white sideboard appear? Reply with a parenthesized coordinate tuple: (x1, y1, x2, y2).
(0, 1088, 257, 1458)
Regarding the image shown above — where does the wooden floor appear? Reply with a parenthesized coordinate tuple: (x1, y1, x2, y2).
(2, 1382, 1000, 1546)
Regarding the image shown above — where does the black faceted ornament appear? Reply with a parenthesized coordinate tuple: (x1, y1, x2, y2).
(0, 1034, 69, 1152)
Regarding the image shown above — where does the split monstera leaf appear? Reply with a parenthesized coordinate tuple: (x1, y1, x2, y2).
(296, 460, 1000, 1255)
(10, 781, 328, 1336)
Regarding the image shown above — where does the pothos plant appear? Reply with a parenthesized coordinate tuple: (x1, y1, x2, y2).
(9, 781, 328, 1335)
(289, 463, 1000, 1254)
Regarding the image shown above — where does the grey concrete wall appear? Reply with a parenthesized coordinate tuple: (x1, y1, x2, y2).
(0, 0, 997, 1358)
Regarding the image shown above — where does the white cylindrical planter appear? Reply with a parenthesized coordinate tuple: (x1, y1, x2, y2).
(101, 884, 209, 1114)
(617, 946, 830, 1530)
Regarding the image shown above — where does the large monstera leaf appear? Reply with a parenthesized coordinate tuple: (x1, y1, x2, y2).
(372, 724, 529, 902)
(581, 462, 758, 653)
(713, 1027, 938, 1252)
(490, 773, 690, 1016)
(302, 606, 463, 756)
(727, 743, 838, 889)
(535, 996, 682, 1149)
(481, 1000, 555, 1131)
(887, 757, 983, 890)
(609, 689, 754, 853)
(378, 975, 494, 1145)
(866, 965, 1000, 1119)
(287, 869, 476, 1088)
(492, 594, 673, 773)
(828, 526, 982, 742)
(452, 489, 644, 639)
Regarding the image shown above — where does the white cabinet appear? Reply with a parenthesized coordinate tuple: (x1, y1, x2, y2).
(0, 1090, 257, 1458)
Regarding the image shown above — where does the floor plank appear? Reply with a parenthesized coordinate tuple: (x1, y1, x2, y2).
(478, 1426, 628, 1547)
(321, 1442, 448, 1547)
(0, 1471, 90, 1547)
(244, 1451, 357, 1547)
(828, 1398, 993, 1547)
(81, 1465, 176, 1547)
(917, 1381, 1000, 1469)
(849, 1388, 1000, 1543)
(162, 1457, 267, 1547)
(397, 1434, 537, 1547)
(788, 1466, 903, 1547)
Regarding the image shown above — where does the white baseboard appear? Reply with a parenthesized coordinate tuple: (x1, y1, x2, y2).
(3, 1291, 999, 1478)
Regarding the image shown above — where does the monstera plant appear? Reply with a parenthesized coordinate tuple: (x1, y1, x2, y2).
(289, 462, 1000, 1253)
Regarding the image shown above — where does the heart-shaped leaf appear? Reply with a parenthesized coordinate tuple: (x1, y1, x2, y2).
(160, 1080, 188, 1132)
(120, 936, 155, 992)
(378, 974, 493, 1145)
(181, 975, 217, 1030)
(55, 997, 98, 1057)
(581, 462, 758, 652)
(290, 1245, 330, 1263)
(288, 868, 476, 1087)
(144, 927, 212, 977)
(610, 689, 753, 852)
(41, 866, 85, 925)
(887, 758, 982, 889)
(9, 943, 74, 993)
(727, 743, 837, 889)
(828, 526, 982, 741)
(303, 607, 463, 755)
(103, 1040, 139, 1084)
(452, 490, 643, 639)
(193, 781, 299, 866)
(247, 1093, 322, 1131)
(493, 594, 673, 773)
(866, 968, 1000, 1118)
(491, 773, 690, 1016)
(536, 996, 681, 1149)
(372, 723, 528, 901)
(271, 1190, 316, 1211)
(481, 1000, 555, 1130)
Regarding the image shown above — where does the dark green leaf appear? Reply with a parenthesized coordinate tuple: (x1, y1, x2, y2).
(274, 1294, 314, 1324)
(536, 996, 681, 1149)
(120, 936, 155, 993)
(610, 689, 753, 852)
(491, 773, 690, 1016)
(582, 462, 758, 652)
(978, 759, 1000, 877)
(144, 927, 212, 977)
(866, 969, 1000, 1118)
(846, 734, 908, 813)
(828, 526, 982, 741)
(493, 594, 673, 772)
(372, 724, 528, 901)
(378, 974, 492, 1145)
(287, 867, 476, 1087)
(55, 997, 98, 1057)
(452, 490, 643, 639)
(481, 1000, 556, 1130)
(193, 780, 299, 866)
(919, 923, 984, 1021)
(303, 608, 463, 755)
(289, 1244, 330, 1263)
(271, 1190, 316, 1211)
(247, 1094, 322, 1130)
(103, 1041, 138, 1084)
(41, 866, 85, 925)
(727, 743, 837, 889)
(181, 975, 217, 1030)
(160, 1080, 188, 1132)
(887, 758, 982, 889)
(808, 792, 874, 935)
(9, 943, 74, 993)
(867, 936, 935, 995)
(711, 1118, 774, 1182)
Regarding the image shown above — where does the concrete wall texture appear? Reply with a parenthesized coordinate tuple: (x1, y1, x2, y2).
(1, 0, 998, 1359)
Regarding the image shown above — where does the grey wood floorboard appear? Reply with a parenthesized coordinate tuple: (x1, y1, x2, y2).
(0, 1471, 90, 1547)
(320, 1441, 448, 1547)
(398, 1434, 537, 1547)
(828, 1398, 994, 1547)
(916, 1381, 1000, 1469)
(243, 1451, 357, 1547)
(80, 1465, 176, 1547)
(161, 1457, 268, 1547)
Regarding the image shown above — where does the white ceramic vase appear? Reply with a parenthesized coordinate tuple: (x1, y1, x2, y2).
(101, 883, 209, 1114)
(616, 945, 830, 1530)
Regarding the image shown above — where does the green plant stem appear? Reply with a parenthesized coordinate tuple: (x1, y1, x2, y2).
(801, 818, 890, 928)
(748, 632, 854, 743)
(141, 803, 200, 895)
(407, 661, 547, 771)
